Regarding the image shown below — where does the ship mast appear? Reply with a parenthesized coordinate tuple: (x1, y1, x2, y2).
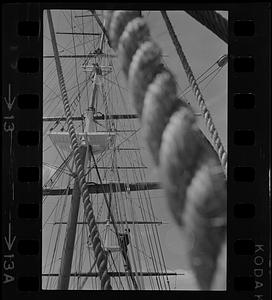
(43, 10, 185, 290)
(53, 14, 109, 289)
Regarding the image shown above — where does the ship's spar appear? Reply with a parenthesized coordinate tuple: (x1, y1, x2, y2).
(43, 10, 227, 290)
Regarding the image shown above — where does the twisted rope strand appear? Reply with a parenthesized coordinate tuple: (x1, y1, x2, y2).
(106, 10, 227, 290)
(47, 10, 112, 290)
(160, 11, 227, 175)
(185, 10, 228, 44)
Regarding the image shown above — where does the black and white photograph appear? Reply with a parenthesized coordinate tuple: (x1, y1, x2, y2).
(42, 10, 228, 290)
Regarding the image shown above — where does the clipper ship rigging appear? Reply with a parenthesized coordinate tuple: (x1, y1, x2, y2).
(42, 10, 227, 290)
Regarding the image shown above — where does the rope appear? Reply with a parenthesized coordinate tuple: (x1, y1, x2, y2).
(47, 10, 112, 290)
(185, 10, 228, 44)
(161, 11, 227, 175)
(106, 10, 227, 290)
(90, 10, 112, 48)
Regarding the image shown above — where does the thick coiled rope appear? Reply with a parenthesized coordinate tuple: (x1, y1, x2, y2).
(185, 10, 228, 44)
(106, 10, 227, 290)
(47, 10, 112, 290)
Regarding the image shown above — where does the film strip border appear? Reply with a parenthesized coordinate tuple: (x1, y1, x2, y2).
(1, 3, 270, 299)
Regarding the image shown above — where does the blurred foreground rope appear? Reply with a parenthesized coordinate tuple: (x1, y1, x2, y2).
(105, 10, 227, 290)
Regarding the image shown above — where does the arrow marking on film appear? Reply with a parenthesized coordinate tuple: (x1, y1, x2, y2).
(3, 84, 16, 111)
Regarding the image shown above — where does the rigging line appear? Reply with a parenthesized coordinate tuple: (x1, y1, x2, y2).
(43, 164, 71, 178)
(166, 55, 220, 98)
(178, 61, 221, 97)
(81, 9, 90, 122)
(102, 67, 123, 105)
(42, 161, 70, 203)
(102, 76, 129, 92)
(161, 11, 227, 174)
(62, 11, 84, 45)
(105, 255, 120, 285)
(43, 161, 72, 174)
(131, 152, 169, 285)
(43, 74, 75, 116)
(114, 108, 166, 288)
(43, 196, 64, 229)
(71, 11, 84, 132)
(43, 58, 56, 74)
(111, 62, 128, 109)
(43, 34, 76, 55)
(70, 208, 87, 284)
(137, 228, 155, 289)
(116, 192, 138, 290)
(91, 10, 96, 56)
(83, 222, 96, 289)
(120, 166, 145, 289)
(47, 72, 94, 131)
(49, 137, 74, 175)
(131, 157, 163, 225)
(179, 65, 221, 99)
(43, 150, 60, 178)
(110, 160, 138, 289)
(44, 46, 73, 77)
(42, 174, 73, 228)
(145, 191, 170, 290)
(116, 128, 142, 148)
(108, 251, 126, 290)
(44, 56, 75, 93)
(58, 36, 101, 53)
(149, 212, 170, 289)
(88, 145, 121, 233)
(43, 67, 88, 105)
(43, 145, 52, 153)
(44, 81, 62, 98)
(200, 65, 224, 93)
(73, 208, 85, 283)
(44, 53, 82, 94)
(45, 182, 70, 289)
(128, 191, 145, 289)
(88, 143, 140, 290)
(43, 196, 62, 283)
(129, 165, 165, 290)
(90, 10, 112, 48)
(76, 211, 87, 289)
(43, 83, 85, 112)
(126, 157, 164, 289)
(135, 198, 171, 289)
(127, 168, 156, 262)
(130, 244, 152, 260)
(106, 252, 125, 288)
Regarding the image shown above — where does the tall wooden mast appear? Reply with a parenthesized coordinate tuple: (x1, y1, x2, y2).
(57, 146, 86, 289)
(51, 12, 108, 289)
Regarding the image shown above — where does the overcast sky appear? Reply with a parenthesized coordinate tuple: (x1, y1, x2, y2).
(43, 10, 227, 290)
